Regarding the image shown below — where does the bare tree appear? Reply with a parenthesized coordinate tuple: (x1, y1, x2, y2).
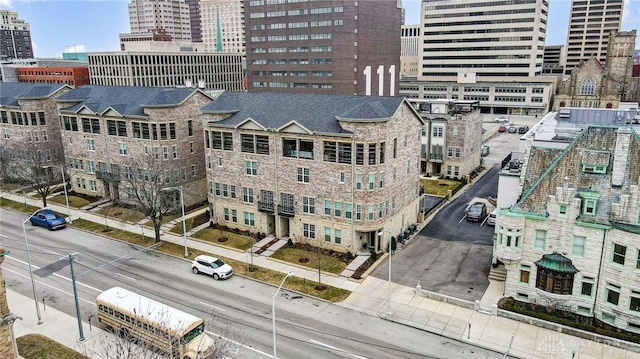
(1, 140, 64, 207)
(116, 153, 186, 243)
(294, 234, 330, 290)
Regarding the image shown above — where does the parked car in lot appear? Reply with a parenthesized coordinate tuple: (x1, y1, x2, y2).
(498, 125, 507, 132)
(507, 126, 518, 133)
(466, 202, 487, 222)
(518, 126, 529, 134)
(191, 255, 233, 280)
(494, 115, 509, 122)
(481, 145, 490, 157)
(29, 209, 66, 230)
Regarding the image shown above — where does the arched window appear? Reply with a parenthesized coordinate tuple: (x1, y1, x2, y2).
(580, 77, 596, 95)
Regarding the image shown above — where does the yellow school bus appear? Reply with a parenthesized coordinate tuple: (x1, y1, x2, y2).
(96, 287, 215, 359)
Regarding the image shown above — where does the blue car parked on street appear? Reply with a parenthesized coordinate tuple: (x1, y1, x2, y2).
(30, 209, 67, 230)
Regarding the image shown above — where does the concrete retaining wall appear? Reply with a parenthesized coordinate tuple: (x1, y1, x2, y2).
(415, 285, 476, 310)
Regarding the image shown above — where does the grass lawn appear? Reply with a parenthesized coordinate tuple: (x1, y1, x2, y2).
(48, 194, 91, 209)
(270, 247, 347, 275)
(96, 205, 146, 223)
(142, 206, 207, 227)
(17, 334, 87, 359)
(0, 197, 40, 213)
(71, 219, 156, 244)
(0, 182, 26, 191)
(192, 227, 255, 251)
(420, 178, 462, 196)
(169, 216, 194, 234)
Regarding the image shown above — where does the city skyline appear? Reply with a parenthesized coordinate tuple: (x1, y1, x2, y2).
(0, 0, 639, 59)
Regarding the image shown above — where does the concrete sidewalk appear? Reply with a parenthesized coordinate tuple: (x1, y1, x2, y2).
(341, 277, 640, 359)
(7, 288, 110, 358)
(4, 189, 640, 358)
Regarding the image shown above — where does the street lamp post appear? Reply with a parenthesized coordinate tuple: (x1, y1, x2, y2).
(65, 253, 85, 341)
(43, 165, 71, 223)
(162, 186, 188, 257)
(272, 271, 293, 359)
(22, 208, 44, 324)
(378, 228, 393, 315)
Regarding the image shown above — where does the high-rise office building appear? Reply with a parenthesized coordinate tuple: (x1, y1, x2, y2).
(128, 0, 193, 41)
(563, 0, 624, 75)
(418, 0, 548, 81)
(400, 25, 419, 78)
(185, 0, 203, 42)
(245, 0, 402, 95)
(0, 10, 33, 60)
(200, 0, 245, 53)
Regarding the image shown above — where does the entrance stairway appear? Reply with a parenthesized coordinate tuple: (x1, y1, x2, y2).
(488, 264, 507, 282)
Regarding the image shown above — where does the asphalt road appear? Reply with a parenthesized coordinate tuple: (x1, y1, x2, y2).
(0, 208, 503, 359)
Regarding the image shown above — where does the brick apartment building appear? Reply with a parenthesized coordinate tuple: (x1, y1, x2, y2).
(408, 99, 483, 179)
(201, 91, 424, 253)
(55, 86, 213, 207)
(245, 0, 402, 95)
(17, 66, 90, 88)
(0, 83, 71, 180)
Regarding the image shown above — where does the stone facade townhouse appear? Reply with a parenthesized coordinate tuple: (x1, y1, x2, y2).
(55, 86, 213, 207)
(0, 83, 70, 180)
(496, 124, 640, 332)
(408, 99, 483, 180)
(201, 92, 424, 254)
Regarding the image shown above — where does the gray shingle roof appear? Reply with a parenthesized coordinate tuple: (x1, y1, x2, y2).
(55, 85, 202, 117)
(0, 83, 68, 107)
(201, 91, 407, 134)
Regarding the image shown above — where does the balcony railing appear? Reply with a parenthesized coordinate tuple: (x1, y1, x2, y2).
(429, 153, 443, 162)
(257, 201, 275, 214)
(277, 204, 295, 217)
(95, 171, 120, 181)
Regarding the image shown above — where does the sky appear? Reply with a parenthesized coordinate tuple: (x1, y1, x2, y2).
(0, 0, 639, 58)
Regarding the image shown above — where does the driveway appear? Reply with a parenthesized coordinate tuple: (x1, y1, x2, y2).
(370, 125, 527, 301)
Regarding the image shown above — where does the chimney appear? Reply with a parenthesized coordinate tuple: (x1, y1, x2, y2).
(611, 127, 631, 187)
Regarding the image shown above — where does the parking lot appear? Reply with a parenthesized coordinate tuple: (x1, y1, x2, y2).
(371, 115, 533, 301)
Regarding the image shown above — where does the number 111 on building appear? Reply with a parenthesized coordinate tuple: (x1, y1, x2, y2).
(363, 65, 396, 97)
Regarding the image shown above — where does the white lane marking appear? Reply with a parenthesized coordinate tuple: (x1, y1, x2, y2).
(459, 215, 467, 223)
(3, 267, 94, 305)
(199, 301, 226, 312)
(115, 273, 136, 281)
(480, 216, 488, 226)
(310, 339, 369, 359)
(7, 255, 103, 293)
(206, 330, 271, 358)
(0, 234, 8, 238)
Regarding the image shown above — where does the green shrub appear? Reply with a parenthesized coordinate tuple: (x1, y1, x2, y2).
(369, 249, 378, 262)
(500, 297, 640, 344)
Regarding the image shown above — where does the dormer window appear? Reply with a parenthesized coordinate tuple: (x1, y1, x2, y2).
(579, 192, 600, 216)
(582, 164, 606, 174)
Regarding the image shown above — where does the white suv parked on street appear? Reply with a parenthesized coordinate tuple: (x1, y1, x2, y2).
(191, 255, 233, 280)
